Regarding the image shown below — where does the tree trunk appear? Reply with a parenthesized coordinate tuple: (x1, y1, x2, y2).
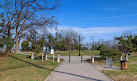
(15, 42, 19, 53)
(15, 36, 22, 53)
(15, 32, 19, 53)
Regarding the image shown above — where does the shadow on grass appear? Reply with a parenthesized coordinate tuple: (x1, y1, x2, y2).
(12, 56, 54, 71)
(0, 56, 54, 71)
(1, 56, 104, 81)
(0, 65, 31, 71)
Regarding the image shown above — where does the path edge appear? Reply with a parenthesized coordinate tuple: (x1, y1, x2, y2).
(44, 60, 64, 81)
(90, 64, 114, 81)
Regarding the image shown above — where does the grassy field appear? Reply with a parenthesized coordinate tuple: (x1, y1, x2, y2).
(0, 54, 61, 81)
(86, 52, 137, 81)
(103, 54, 137, 81)
(55, 50, 100, 56)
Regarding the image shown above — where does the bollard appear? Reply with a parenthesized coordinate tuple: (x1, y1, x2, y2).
(81, 54, 82, 62)
(57, 54, 60, 63)
(120, 56, 123, 61)
(69, 53, 70, 62)
(120, 60, 127, 70)
(125, 54, 128, 61)
(45, 54, 47, 60)
(31, 52, 34, 59)
(92, 55, 94, 63)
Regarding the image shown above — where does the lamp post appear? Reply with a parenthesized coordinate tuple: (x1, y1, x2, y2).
(78, 35, 80, 56)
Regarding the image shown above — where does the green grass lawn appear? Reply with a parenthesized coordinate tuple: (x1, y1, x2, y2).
(0, 54, 61, 81)
(103, 54, 137, 81)
(55, 50, 100, 56)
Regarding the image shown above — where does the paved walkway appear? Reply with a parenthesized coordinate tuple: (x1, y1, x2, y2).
(45, 56, 113, 81)
(93, 64, 120, 72)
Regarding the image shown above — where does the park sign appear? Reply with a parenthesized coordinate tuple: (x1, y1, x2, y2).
(51, 48, 54, 54)
(43, 46, 50, 53)
(43, 46, 46, 53)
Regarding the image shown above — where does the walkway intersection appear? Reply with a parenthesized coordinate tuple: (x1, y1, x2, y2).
(45, 56, 113, 81)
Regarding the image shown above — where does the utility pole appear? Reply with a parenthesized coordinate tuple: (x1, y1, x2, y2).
(93, 37, 95, 51)
(79, 35, 80, 56)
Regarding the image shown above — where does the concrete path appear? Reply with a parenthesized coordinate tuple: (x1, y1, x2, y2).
(93, 64, 120, 72)
(45, 56, 113, 81)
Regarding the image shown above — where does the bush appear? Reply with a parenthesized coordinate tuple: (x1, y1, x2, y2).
(100, 49, 122, 61)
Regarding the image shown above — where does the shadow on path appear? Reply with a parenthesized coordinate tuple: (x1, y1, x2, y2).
(54, 70, 103, 81)
(2, 56, 103, 81)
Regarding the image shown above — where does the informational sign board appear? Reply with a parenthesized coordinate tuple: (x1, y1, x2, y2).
(51, 49, 54, 54)
(46, 46, 50, 53)
(43, 46, 46, 53)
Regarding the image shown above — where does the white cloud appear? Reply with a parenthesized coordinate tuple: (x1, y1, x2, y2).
(46, 25, 137, 42)
(91, 13, 137, 19)
(56, 26, 137, 36)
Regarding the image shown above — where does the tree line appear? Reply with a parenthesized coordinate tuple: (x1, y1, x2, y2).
(0, 0, 60, 53)
(21, 29, 83, 52)
(0, 0, 136, 54)
(89, 33, 137, 53)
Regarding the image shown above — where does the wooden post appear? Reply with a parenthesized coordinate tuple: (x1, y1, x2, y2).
(53, 54, 54, 63)
(42, 53, 44, 62)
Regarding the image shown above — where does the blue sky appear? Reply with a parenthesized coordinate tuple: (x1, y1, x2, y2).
(54, 0, 137, 42)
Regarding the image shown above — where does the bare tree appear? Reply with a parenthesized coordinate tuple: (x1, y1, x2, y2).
(0, 0, 60, 53)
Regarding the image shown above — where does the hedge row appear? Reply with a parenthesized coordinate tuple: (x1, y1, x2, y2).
(100, 49, 122, 61)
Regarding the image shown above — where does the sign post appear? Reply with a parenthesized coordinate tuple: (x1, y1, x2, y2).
(43, 46, 47, 61)
(42, 53, 44, 62)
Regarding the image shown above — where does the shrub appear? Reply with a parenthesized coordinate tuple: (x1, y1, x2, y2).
(100, 49, 122, 61)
